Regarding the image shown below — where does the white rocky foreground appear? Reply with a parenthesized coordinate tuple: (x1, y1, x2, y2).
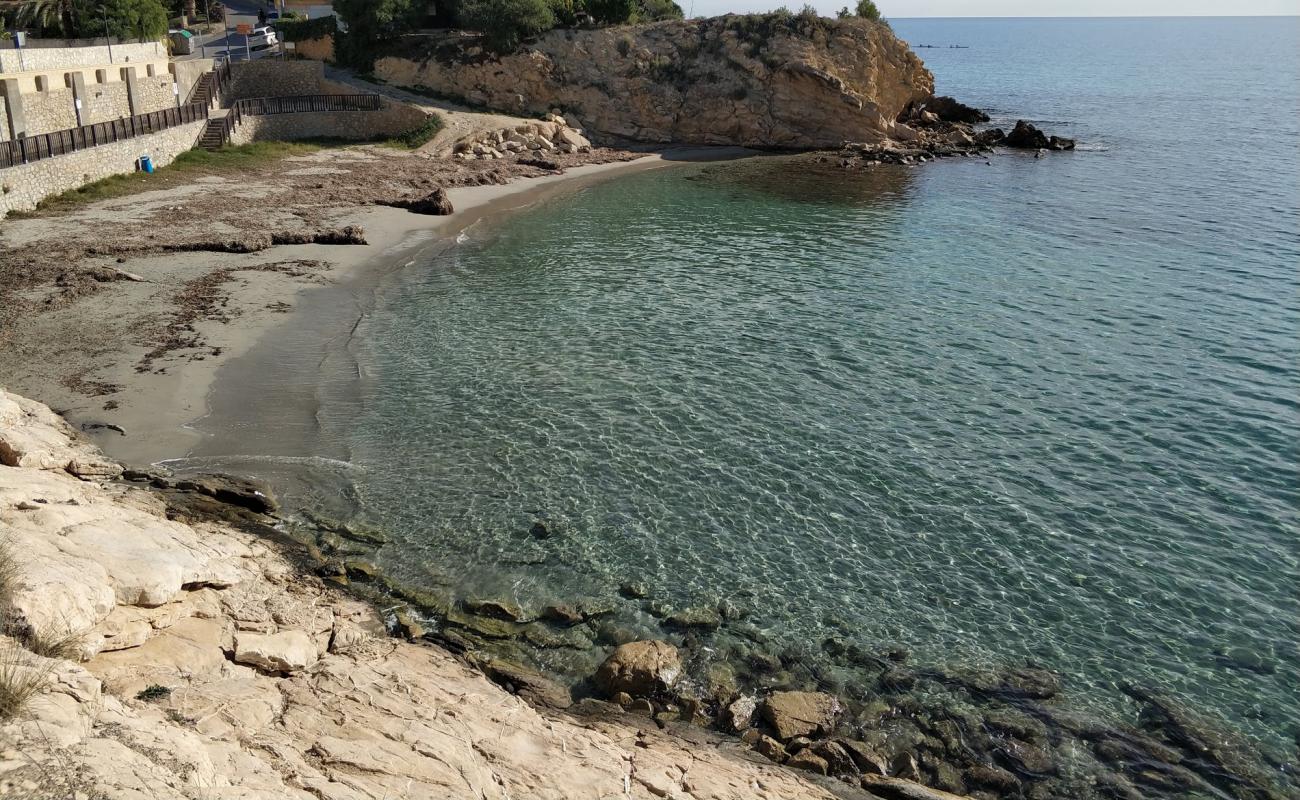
(0, 389, 838, 799)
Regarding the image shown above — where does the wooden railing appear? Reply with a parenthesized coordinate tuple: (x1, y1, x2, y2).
(0, 82, 384, 168)
(0, 103, 208, 169)
(208, 93, 385, 147)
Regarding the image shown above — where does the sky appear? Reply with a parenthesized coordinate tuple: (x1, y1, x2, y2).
(683, 0, 1300, 16)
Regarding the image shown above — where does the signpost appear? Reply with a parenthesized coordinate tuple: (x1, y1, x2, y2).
(236, 22, 252, 61)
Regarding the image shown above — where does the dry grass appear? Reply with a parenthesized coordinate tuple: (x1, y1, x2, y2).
(0, 539, 56, 720)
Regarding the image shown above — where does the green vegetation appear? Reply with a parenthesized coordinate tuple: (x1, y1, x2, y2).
(838, 0, 880, 19)
(458, 0, 555, 52)
(384, 113, 445, 149)
(136, 684, 174, 701)
(333, 0, 683, 64)
(19, 141, 337, 215)
(10, 0, 169, 40)
(274, 13, 337, 42)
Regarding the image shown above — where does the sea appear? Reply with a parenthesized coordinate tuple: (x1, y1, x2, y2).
(194, 16, 1300, 762)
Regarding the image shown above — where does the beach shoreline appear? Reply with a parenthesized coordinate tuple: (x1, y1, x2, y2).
(0, 147, 743, 469)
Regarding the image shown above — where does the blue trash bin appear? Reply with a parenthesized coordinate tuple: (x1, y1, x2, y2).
(139, 154, 154, 173)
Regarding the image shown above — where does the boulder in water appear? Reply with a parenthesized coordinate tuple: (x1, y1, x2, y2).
(592, 640, 681, 697)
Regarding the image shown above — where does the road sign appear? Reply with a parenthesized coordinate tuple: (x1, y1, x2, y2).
(236, 23, 252, 34)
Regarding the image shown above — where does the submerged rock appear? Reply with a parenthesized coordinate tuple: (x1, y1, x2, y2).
(593, 640, 682, 697)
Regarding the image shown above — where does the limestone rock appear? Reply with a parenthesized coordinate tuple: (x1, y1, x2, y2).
(375, 16, 932, 150)
(762, 690, 840, 740)
(593, 640, 681, 697)
(861, 775, 972, 800)
(233, 630, 318, 673)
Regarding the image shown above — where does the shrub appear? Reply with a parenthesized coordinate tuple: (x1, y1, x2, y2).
(275, 14, 337, 42)
(136, 684, 173, 702)
(458, 0, 555, 52)
(387, 114, 445, 149)
(586, 0, 637, 24)
(855, 0, 881, 19)
(0, 640, 48, 721)
(636, 0, 684, 21)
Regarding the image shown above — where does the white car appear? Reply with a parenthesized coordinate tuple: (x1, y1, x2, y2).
(245, 26, 278, 49)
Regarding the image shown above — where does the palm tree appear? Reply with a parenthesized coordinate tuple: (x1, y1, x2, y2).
(12, 0, 81, 37)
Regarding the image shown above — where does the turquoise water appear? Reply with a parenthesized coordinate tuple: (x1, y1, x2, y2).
(234, 18, 1300, 758)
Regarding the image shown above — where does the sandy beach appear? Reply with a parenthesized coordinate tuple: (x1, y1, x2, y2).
(0, 146, 722, 467)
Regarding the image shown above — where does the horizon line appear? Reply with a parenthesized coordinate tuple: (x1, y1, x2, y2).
(880, 13, 1299, 18)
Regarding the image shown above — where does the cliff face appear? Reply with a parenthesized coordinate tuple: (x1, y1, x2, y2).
(375, 16, 934, 149)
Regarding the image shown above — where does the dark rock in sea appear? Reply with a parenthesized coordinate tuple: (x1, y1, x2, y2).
(618, 581, 648, 599)
(924, 95, 990, 124)
(1213, 645, 1276, 675)
(965, 764, 1021, 792)
(1004, 120, 1077, 151)
(463, 598, 531, 623)
(477, 658, 573, 710)
(1005, 119, 1052, 148)
(592, 621, 638, 646)
(343, 559, 378, 581)
(174, 473, 278, 514)
(996, 738, 1057, 777)
(664, 607, 722, 631)
(529, 521, 551, 539)
(841, 738, 890, 776)
(541, 603, 584, 626)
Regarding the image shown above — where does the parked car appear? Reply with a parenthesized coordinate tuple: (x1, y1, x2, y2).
(245, 26, 278, 49)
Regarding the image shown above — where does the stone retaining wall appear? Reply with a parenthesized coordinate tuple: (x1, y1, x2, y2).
(227, 99, 428, 146)
(225, 60, 324, 101)
(0, 41, 163, 73)
(0, 120, 204, 217)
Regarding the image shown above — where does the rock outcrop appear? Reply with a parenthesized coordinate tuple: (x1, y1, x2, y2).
(593, 639, 682, 697)
(0, 389, 841, 799)
(376, 15, 934, 149)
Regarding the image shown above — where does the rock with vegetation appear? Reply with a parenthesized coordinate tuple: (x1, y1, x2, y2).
(376, 14, 933, 149)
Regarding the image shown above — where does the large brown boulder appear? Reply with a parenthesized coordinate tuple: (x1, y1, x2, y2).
(762, 690, 840, 740)
(592, 640, 681, 697)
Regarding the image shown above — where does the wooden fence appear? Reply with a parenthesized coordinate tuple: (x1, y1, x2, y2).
(210, 94, 385, 144)
(0, 103, 208, 169)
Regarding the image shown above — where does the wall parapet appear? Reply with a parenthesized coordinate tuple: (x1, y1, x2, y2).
(0, 41, 164, 74)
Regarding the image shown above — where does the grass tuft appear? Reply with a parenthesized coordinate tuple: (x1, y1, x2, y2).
(383, 114, 445, 150)
(136, 684, 173, 702)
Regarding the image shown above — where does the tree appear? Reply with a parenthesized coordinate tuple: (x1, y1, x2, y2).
(457, 0, 554, 51)
(13, 0, 82, 37)
(636, 0, 683, 22)
(86, 0, 169, 41)
(333, 0, 421, 67)
(854, 0, 880, 20)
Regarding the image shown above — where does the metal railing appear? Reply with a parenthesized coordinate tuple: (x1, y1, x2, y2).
(0, 103, 208, 169)
(207, 93, 385, 147)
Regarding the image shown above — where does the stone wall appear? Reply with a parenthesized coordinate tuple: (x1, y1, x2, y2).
(20, 86, 79, 133)
(173, 59, 215, 104)
(80, 80, 131, 124)
(0, 120, 204, 217)
(137, 70, 179, 113)
(0, 41, 164, 73)
(227, 100, 428, 146)
(225, 60, 324, 101)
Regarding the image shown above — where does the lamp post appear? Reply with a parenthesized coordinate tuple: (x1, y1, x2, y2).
(101, 5, 114, 63)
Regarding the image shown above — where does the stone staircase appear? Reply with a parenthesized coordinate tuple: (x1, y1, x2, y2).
(198, 116, 230, 150)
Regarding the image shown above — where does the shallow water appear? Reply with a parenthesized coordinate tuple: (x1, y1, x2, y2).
(198, 17, 1299, 756)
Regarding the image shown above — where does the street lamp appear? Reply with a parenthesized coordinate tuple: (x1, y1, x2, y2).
(101, 4, 114, 63)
